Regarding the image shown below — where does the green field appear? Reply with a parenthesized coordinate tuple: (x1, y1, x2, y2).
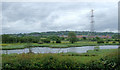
(0, 41, 119, 50)
(2, 49, 119, 70)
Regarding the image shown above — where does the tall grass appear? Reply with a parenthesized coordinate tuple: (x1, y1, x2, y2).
(2, 49, 119, 70)
(1, 41, 119, 50)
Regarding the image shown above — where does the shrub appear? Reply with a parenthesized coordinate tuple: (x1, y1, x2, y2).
(25, 43, 32, 47)
(106, 41, 109, 43)
(56, 39, 61, 43)
(97, 40, 104, 44)
(40, 38, 50, 43)
(112, 41, 116, 43)
(2, 54, 80, 70)
(2, 50, 119, 70)
(87, 56, 119, 70)
(38, 41, 43, 44)
(94, 46, 100, 51)
(115, 39, 119, 41)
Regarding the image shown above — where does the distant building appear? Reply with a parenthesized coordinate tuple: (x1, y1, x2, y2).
(59, 35, 112, 39)
(59, 35, 68, 38)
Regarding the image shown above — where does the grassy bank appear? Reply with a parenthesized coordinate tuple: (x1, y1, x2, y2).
(2, 49, 119, 70)
(1, 41, 119, 50)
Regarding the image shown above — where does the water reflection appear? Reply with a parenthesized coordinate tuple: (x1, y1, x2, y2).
(1, 45, 119, 54)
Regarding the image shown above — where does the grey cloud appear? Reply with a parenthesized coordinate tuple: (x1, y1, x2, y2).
(2, 2, 118, 34)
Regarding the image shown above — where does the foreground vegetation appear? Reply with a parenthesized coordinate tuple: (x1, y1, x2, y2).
(2, 49, 119, 70)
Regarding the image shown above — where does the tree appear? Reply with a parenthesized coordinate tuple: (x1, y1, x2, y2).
(56, 38, 61, 43)
(97, 39, 104, 44)
(40, 38, 50, 43)
(95, 37, 100, 40)
(82, 37, 86, 40)
(112, 34, 119, 39)
(68, 32, 77, 43)
(49, 35, 61, 43)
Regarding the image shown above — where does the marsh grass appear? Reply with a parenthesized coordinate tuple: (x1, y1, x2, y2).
(2, 49, 119, 70)
(1, 41, 119, 50)
(94, 46, 100, 51)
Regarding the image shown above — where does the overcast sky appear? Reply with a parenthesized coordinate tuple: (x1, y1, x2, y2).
(2, 2, 118, 34)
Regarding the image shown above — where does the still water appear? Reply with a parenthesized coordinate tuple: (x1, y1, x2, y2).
(1, 45, 119, 54)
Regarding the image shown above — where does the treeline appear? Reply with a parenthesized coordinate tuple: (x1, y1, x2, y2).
(2, 34, 40, 43)
(2, 34, 64, 43)
(2, 32, 80, 44)
(6, 31, 118, 37)
(1, 32, 120, 44)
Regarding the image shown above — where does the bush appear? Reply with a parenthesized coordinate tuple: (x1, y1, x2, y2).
(106, 41, 109, 43)
(41, 38, 50, 43)
(115, 39, 119, 41)
(94, 46, 100, 51)
(112, 41, 116, 43)
(25, 43, 32, 47)
(97, 40, 104, 44)
(87, 56, 119, 70)
(56, 39, 61, 43)
(2, 49, 119, 70)
(2, 54, 78, 70)
(38, 41, 43, 44)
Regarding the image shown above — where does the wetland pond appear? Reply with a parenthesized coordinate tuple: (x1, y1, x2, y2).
(1, 45, 119, 54)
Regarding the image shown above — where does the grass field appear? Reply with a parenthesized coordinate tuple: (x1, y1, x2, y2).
(0, 41, 119, 50)
(61, 49, 118, 63)
(2, 49, 119, 70)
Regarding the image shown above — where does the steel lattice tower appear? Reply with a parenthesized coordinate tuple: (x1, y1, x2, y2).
(90, 9, 95, 36)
